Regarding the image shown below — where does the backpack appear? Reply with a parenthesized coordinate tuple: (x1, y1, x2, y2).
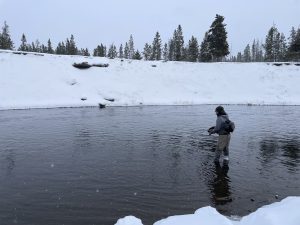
(224, 119, 235, 133)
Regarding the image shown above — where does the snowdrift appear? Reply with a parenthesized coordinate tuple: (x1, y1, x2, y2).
(1, 50, 300, 110)
(115, 197, 300, 225)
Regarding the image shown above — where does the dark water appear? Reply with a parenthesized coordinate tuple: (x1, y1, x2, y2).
(0, 106, 299, 225)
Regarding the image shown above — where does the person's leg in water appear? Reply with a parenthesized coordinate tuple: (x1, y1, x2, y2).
(215, 135, 226, 163)
(223, 134, 231, 165)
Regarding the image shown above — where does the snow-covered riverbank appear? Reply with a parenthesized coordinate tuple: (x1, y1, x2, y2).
(1, 50, 300, 110)
(115, 197, 300, 225)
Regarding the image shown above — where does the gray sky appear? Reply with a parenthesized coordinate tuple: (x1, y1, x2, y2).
(0, 0, 300, 55)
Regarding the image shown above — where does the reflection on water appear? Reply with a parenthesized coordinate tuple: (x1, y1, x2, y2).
(3, 149, 16, 176)
(0, 106, 300, 225)
(209, 162, 232, 205)
(260, 137, 300, 172)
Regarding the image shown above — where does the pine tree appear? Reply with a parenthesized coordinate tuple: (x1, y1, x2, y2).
(107, 44, 117, 59)
(56, 42, 62, 54)
(243, 44, 251, 62)
(69, 35, 78, 55)
(256, 40, 264, 62)
(119, 44, 124, 58)
(128, 35, 135, 59)
(173, 25, 184, 61)
(84, 48, 90, 56)
(294, 28, 300, 60)
(30, 42, 35, 52)
(78, 48, 90, 56)
(65, 38, 70, 54)
(151, 31, 162, 60)
(0, 21, 14, 50)
(251, 39, 256, 61)
(199, 32, 212, 62)
(56, 41, 67, 55)
(278, 33, 287, 61)
(168, 39, 175, 61)
(287, 27, 300, 61)
(93, 46, 98, 56)
(182, 46, 188, 61)
(143, 43, 152, 60)
(124, 42, 129, 59)
(34, 39, 41, 52)
(61, 41, 66, 54)
(236, 52, 242, 62)
(41, 44, 47, 53)
(206, 14, 229, 61)
(47, 39, 54, 54)
(61, 42, 66, 54)
(133, 50, 142, 60)
(264, 25, 280, 61)
(100, 44, 106, 57)
(273, 32, 282, 61)
(55, 42, 60, 54)
(93, 44, 106, 57)
(163, 43, 168, 61)
(18, 33, 28, 51)
(187, 36, 199, 62)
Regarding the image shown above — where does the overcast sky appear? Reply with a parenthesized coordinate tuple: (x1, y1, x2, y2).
(0, 0, 300, 55)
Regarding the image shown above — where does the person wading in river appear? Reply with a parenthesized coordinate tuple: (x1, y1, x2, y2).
(208, 106, 232, 164)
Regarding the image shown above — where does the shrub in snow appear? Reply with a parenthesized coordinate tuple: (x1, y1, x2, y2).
(104, 98, 115, 102)
(92, 63, 109, 67)
(73, 62, 92, 69)
(99, 103, 106, 108)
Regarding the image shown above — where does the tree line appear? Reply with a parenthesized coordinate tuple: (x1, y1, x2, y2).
(1, 15, 300, 62)
(230, 25, 300, 62)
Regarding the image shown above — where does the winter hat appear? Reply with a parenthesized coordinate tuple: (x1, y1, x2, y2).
(215, 106, 224, 113)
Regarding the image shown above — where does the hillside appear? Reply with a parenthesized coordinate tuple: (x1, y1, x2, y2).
(1, 50, 300, 109)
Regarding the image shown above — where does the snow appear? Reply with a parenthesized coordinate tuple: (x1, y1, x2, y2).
(114, 197, 300, 225)
(1, 50, 300, 110)
(153, 206, 233, 225)
(115, 216, 143, 225)
(237, 197, 300, 225)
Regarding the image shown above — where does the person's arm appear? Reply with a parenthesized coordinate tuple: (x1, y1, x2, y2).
(211, 117, 222, 134)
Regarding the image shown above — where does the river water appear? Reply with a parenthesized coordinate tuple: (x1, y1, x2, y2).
(0, 105, 299, 225)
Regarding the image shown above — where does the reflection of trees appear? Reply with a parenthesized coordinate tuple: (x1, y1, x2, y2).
(259, 137, 300, 171)
(259, 139, 280, 164)
(75, 128, 92, 148)
(281, 139, 300, 171)
(4, 149, 16, 176)
(166, 133, 183, 185)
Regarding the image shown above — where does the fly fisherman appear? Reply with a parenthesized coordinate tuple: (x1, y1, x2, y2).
(208, 106, 231, 164)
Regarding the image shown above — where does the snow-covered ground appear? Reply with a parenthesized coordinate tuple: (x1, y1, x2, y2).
(115, 197, 300, 225)
(1, 50, 300, 110)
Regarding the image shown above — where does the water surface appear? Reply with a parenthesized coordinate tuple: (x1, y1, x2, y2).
(0, 106, 299, 225)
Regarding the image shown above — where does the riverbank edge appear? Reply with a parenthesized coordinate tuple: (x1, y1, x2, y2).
(1, 103, 300, 111)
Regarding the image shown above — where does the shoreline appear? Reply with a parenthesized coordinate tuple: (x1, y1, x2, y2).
(1, 103, 300, 112)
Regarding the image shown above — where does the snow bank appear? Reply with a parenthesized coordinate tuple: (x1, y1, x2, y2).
(114, 197, 300, 225)
(115, 216, 143, 225)
(153, 206, 233, 225)
(238, 197, 300, 225)
(1, 50, 300, 109)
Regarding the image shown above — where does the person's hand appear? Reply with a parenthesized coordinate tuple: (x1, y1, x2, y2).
(208, 126, 215, 135)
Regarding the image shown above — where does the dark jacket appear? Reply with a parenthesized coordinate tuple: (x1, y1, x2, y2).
(212, 115, 230, 135)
